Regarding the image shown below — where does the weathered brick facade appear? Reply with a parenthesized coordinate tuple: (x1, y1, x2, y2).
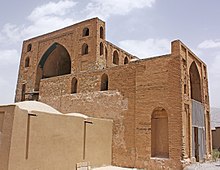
(15, 18, 212, 169)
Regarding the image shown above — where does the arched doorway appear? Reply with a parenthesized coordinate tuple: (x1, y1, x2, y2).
(151, 107, 169, 158)
(190, 61, 206, 162)
(100, 73, 108, 91)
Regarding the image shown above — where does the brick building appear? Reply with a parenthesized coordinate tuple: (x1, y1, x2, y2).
(212, 127, 220, 150)
(15, 18, 211, 169)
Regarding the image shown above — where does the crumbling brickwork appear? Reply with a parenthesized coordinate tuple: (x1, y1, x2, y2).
(15, 18, 211, 169)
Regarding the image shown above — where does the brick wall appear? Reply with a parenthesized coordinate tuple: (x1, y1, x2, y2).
(15, 18, 211, 170)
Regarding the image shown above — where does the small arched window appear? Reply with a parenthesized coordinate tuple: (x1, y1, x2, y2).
(105, 47, 108, 60)
(100, 42, 104, 55)
(82, 43, 89, 55)
(100, 26, 104, 39)
(71, 77, 78, 94)
(27, 43, 32, 52)
(25, 57, 30, 67)
(113, 50, 119, 65)
(83, 27, 89, 37)
(101, 73, 108, 91)
(124, 57, 129, 64)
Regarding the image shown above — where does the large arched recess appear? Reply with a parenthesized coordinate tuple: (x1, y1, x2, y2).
(189, 61, 202, 102)
(34, 43, 71, 91)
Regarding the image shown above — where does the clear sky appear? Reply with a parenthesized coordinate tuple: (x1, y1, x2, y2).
(0, 0, 219, 108)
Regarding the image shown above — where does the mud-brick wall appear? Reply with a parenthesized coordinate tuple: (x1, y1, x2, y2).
(38, 54, 183, 169)
(15, 18, 101, 102)
(39, 65, 137, 167)
(133, 53, 182, 170)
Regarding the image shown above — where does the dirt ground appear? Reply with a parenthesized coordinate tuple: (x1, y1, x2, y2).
(93, 160, 220, 170)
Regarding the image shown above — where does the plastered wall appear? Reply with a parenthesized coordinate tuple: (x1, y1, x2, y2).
(0, 103, 112, 170)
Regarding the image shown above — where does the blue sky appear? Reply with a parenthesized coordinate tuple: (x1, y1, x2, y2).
(0, 0, 220, 108)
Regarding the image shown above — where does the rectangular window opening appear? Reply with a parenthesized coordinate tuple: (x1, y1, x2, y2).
(184, 84, 187, 94)
(21, 84, 26, 101)
(0, 111, 5, 132)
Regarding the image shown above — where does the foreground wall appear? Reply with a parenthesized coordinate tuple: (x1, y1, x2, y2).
(0, 106, 15, 170)
(0, 102, 112, 170)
